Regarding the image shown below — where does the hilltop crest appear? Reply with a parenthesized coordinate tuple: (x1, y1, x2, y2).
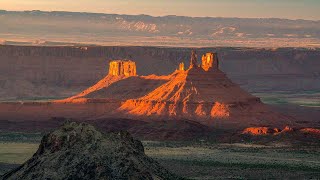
(2, 122, 181, 180)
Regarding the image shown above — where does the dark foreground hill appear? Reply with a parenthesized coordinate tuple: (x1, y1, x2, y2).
(1, 122, 182, 180)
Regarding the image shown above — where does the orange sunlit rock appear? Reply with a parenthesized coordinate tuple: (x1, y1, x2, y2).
(300, 128, 320, 136)
(119, 52, 258, 121)
(109, 60, 136, 77)
(201, 52, 219, 71)
(281, 125, 294, 133)
(195, 104, 207, 117)
(210, 102, 230, 118)
(55, 60, 137, 103)
(178, 62, 185, 71)
(54, 51, 295, 128)
(242, 126, 320, 137)
(242, 127, 277, 135)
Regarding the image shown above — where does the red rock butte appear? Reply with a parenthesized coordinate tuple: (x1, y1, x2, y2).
(55, 51, 294, 129)
(109, 60, 137, 77)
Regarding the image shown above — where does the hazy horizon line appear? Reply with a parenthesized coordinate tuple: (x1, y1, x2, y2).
(1, 9, 319, 22)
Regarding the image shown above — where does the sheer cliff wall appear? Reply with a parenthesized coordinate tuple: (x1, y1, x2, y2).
(109, 60, 137, 77)
(0, 45, 319, 100)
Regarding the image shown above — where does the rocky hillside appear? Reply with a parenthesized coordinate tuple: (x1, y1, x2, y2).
(1, 122, 182, 180)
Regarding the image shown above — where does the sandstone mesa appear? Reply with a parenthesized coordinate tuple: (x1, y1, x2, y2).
(55, 50, 294, 129)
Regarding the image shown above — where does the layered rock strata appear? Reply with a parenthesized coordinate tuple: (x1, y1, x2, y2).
(117, 51, 293, 128)
(54, 52, 294, 128)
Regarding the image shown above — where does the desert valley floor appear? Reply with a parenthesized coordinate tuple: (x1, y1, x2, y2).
(0, 45, 319, 179)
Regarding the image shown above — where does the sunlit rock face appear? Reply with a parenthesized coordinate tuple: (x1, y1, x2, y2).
(178, 62, 185, 71)
(242, 127, 280, 135)
(300, 128, 320, 137)
(54, 51, 294, 128)
(118, 51, 294, 128)
(201, 52, 219, 71)
(119, 66, 259, 121)
(55, 60, 137, 103)
(241, 126, 320, 139)
(109, 60, 137, 77)
(119, 51, 253, 120)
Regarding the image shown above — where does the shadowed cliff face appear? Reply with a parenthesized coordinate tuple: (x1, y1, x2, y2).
(1, 122, 182, 180)
(0, 45, 319, 100)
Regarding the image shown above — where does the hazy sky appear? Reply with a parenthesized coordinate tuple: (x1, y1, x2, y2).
(0, 0, 319, 20)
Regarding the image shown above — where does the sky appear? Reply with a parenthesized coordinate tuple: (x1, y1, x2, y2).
(0, 0, 319, 20)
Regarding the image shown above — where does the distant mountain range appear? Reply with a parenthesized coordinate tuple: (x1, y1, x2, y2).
(0, 10, 319, 47)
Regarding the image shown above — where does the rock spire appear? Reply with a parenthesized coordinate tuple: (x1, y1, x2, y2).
(189, 50, 198, 68)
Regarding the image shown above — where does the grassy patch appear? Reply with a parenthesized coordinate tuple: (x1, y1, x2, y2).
(0, 143, 38, 164)
(260, 97, 288, 105)
(145, 144, 320, 173)
(166, 158, 320, 172)
(0, 138, 319, 179)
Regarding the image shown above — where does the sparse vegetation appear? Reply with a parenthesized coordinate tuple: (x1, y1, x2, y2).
(144, 142, 320, 179)
(0, 132, 43, 143)
(0, 143, 38, 164)
(1, 135, 319, 179)
(255, 91, 320, 107)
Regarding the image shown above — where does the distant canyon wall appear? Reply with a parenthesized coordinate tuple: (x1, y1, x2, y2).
(0, 45, 319, 100)
(0, 10, 320, 47)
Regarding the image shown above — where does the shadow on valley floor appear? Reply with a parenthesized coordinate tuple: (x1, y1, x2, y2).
(0, 115, 319, 144)
(0, 119, 319, 179)
(0, 117, 212, 141)
(1, 139, 320, 179)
